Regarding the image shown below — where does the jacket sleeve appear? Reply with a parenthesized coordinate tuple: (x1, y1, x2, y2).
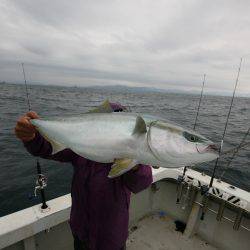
(123, 165, 153, 193)
(23, 132, 76, 163)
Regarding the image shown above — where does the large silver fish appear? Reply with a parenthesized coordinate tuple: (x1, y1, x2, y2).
(31, 102, 218, 178)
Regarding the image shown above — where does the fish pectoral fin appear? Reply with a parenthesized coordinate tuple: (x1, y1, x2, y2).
(88, 99, 113, 113)
(108, 158, 139, 178)
(132, 116, 147, 135)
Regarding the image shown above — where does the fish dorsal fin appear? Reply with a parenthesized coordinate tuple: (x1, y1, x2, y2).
(132, 116, 147, 135)
(108, 158, 139, 178)
(88, 99, 113, 113)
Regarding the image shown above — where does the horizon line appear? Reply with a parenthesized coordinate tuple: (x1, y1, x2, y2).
(1, 81, 250, 98)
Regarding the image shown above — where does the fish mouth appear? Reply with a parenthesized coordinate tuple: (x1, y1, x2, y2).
(196, 144, 219, 154)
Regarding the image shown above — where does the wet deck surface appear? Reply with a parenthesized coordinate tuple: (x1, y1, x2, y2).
(127, 214, 217, 250)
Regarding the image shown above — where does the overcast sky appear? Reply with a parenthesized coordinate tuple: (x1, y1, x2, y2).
(1, 0, 250, 94)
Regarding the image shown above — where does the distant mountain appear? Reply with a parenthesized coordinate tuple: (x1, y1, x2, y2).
(83, 85, 250, 97)
(82, 85, 201, 95)
(83, 85, 165, 93)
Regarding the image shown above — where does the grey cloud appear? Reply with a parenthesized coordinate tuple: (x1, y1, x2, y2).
(0, 0, 250, 95)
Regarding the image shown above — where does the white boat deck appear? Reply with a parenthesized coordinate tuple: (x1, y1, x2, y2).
(0, 168, 249, 250)
(127, 214, 217, 250)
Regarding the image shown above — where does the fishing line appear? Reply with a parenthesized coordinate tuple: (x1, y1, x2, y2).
(209, 57, 243, 188)
(147, 120, 165, 162)
(21, 63, 48, 210)
(220, 127, 250, 179)
(220, 141, 250, 157)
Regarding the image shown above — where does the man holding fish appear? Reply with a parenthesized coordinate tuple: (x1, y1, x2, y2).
(15, 102, 153, 250)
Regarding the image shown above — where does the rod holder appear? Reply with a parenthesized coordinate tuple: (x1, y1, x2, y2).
(176, 175, 184, 204)
(216, 200, 226, 221)
(182, 183, 191, 210)
(233, 209, 243, 231)
(200, 185, 210, 220)
(188, 186, 198, 207)
(200, 197, 208, 220)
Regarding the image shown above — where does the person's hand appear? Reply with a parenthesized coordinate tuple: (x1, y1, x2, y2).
(15, 111, 39, 142)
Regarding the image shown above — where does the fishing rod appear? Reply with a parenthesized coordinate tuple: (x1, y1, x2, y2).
(209, 57, 242, 188)
(193, 74, 206, 130)
(176, 74, 206, 204)
(21, 63, 31, 111)
(200, 58, 243, 220)
(21, 63, 48, 210)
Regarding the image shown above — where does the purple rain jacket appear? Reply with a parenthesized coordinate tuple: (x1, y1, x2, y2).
(24, 133, 153, 250)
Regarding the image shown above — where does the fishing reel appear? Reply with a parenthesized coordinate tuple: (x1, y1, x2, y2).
(31, 171, 49, 211)
(28, 173, 47, 200)
(34, 174, 47, 197)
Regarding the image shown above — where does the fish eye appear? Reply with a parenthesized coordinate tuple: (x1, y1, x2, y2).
(183, 131, 204, 143)
(190, 135, 195, 141)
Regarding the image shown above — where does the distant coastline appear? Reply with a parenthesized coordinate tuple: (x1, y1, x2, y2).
(1, 81, 249, 98)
